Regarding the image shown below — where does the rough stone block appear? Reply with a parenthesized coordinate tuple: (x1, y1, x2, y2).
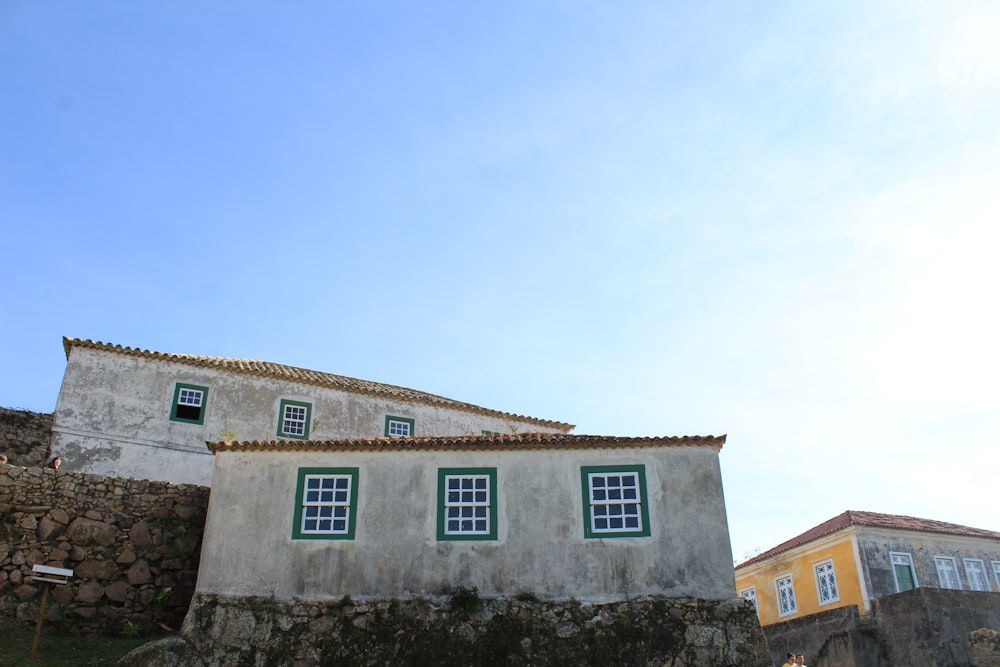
(75, 581, 105, 604)
(127, 559, 152, 585)
(12, 584, 36, 600)
(105, 581, 130, 603)
(66, 517, 118, 547)
(37, 516, 66, 541)
(75, 558, 120, 581)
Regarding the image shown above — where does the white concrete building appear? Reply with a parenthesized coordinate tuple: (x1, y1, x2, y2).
(196, 433, 735, 602)
(52, 338, 573, 486)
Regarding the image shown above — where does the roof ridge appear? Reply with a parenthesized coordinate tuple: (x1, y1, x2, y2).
(63, 337, 575, 431)
(736, 509, 1000, 569)
(207, 432, 728, 454)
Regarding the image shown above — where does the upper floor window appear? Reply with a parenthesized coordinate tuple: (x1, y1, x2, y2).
(385, 416, 414, 437)
(580, 465, 650, 538)
(934, 556, 962, 590)
(292, 467, 358, 540)
(992, 561, 1000, 591)
(815, 560, 840, 604)
(278, 399, 312, 439)
(170, 383, 208, 425)
(437, 468, 497, 541)
(891, 552, 918, 592)
(964, 559, 990, 591)
(776, 575, 797, 616)
(740, 586, 758, 612)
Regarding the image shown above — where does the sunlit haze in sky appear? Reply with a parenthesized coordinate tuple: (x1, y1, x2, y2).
(2, 1, 998, 563)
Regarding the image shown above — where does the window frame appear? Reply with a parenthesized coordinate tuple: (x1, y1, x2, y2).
(934, 556, 962, 590)
(740, 585, 758, 613)
(891, 551, 918, 592)
(384, 415, 415, 437)
(963, 558, 990, 591)
(436, 467, 498, 541)
(814, 559, 840, 605)
(278, 399, 312, 440)
(170, 383, 209, 425)
(580, 464, 651, 539)
(776, 574, 797, 617)
(292, 467, 359, 540)
(992, 561, 1000, 591)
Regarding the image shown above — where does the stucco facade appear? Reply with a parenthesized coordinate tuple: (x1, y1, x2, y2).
(195, 433, 736, 602)
(735, 510, 1000, 627)
(52, 338, 573, 486)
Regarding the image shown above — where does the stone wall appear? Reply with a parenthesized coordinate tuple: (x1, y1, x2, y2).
(763, 588, 1000, 667)
(0, 462, 209, 636)
(119, 593, 772, 666)
(0, 407, 52, 467)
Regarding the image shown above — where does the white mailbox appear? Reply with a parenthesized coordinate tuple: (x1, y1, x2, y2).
(30, 564, 73, 585)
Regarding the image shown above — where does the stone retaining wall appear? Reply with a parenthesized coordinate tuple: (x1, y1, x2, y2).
(119, 592, 772, 666)
(763, 588, 1000, 667)
(0, 407, 52, 467)
(0, 463, 208, 636)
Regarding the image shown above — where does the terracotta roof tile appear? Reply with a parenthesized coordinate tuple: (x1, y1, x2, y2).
(735, 510, 1000, 569)
(64, 337, 573, 431)
(207, 432, 726, 454)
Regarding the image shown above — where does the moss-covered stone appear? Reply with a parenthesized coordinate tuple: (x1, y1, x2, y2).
(155, 592, 771, 666)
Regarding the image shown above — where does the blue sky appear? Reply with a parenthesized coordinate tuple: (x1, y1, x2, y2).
(2, 1, 998, 563)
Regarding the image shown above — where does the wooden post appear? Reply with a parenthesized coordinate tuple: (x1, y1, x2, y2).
(28, 564, 72, 662)
(29, 583, 49, 661)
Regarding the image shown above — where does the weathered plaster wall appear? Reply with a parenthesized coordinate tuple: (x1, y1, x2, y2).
(856, 528, 1000, 597)
(53, 346, 565, 486)
(119, 593, 772, 667)
(0, 462, 208, 636)
(197, 444, 736, 602)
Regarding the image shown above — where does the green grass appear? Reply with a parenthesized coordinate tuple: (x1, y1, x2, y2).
(0, 620, 156, 666)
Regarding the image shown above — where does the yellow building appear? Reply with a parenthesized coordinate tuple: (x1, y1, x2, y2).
(734, 510, 1000, 627)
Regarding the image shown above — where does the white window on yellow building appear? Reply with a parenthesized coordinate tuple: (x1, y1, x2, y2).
(815, 560, 839, 604)
(934, 556, 962, 590)
(964, 559, 990, 591)
(776, 575, 797, 617)
(740, 586, 758, 613)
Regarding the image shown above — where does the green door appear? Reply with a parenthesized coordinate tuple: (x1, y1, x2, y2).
(893, 555, 916, 592)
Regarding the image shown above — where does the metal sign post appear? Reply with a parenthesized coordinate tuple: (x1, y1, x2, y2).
(29, 564, 73, 661)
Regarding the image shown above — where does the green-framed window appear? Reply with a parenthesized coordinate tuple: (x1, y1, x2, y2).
(385, 415, 414, 437)
(292, 467, 359, 540)
(437, 467, 497, 541)
(170, 383, 209, 425)
(580, 464, 651, 538)
(278, 399, 312, 439)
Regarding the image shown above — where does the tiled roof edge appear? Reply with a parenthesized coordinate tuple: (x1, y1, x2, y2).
(206, 432, 727, 454)
(63, 337, 574, 431)
(735, 509, 1000, 569)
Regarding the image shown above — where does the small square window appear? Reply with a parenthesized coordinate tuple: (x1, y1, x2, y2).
(581, 465, 651, 538)
(385, 416, 414, 437)
(437, 468, 497, 541)
(170, 383, 209, 425)
(292, 468, 358, 540)
(278, 400, 312, 439)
